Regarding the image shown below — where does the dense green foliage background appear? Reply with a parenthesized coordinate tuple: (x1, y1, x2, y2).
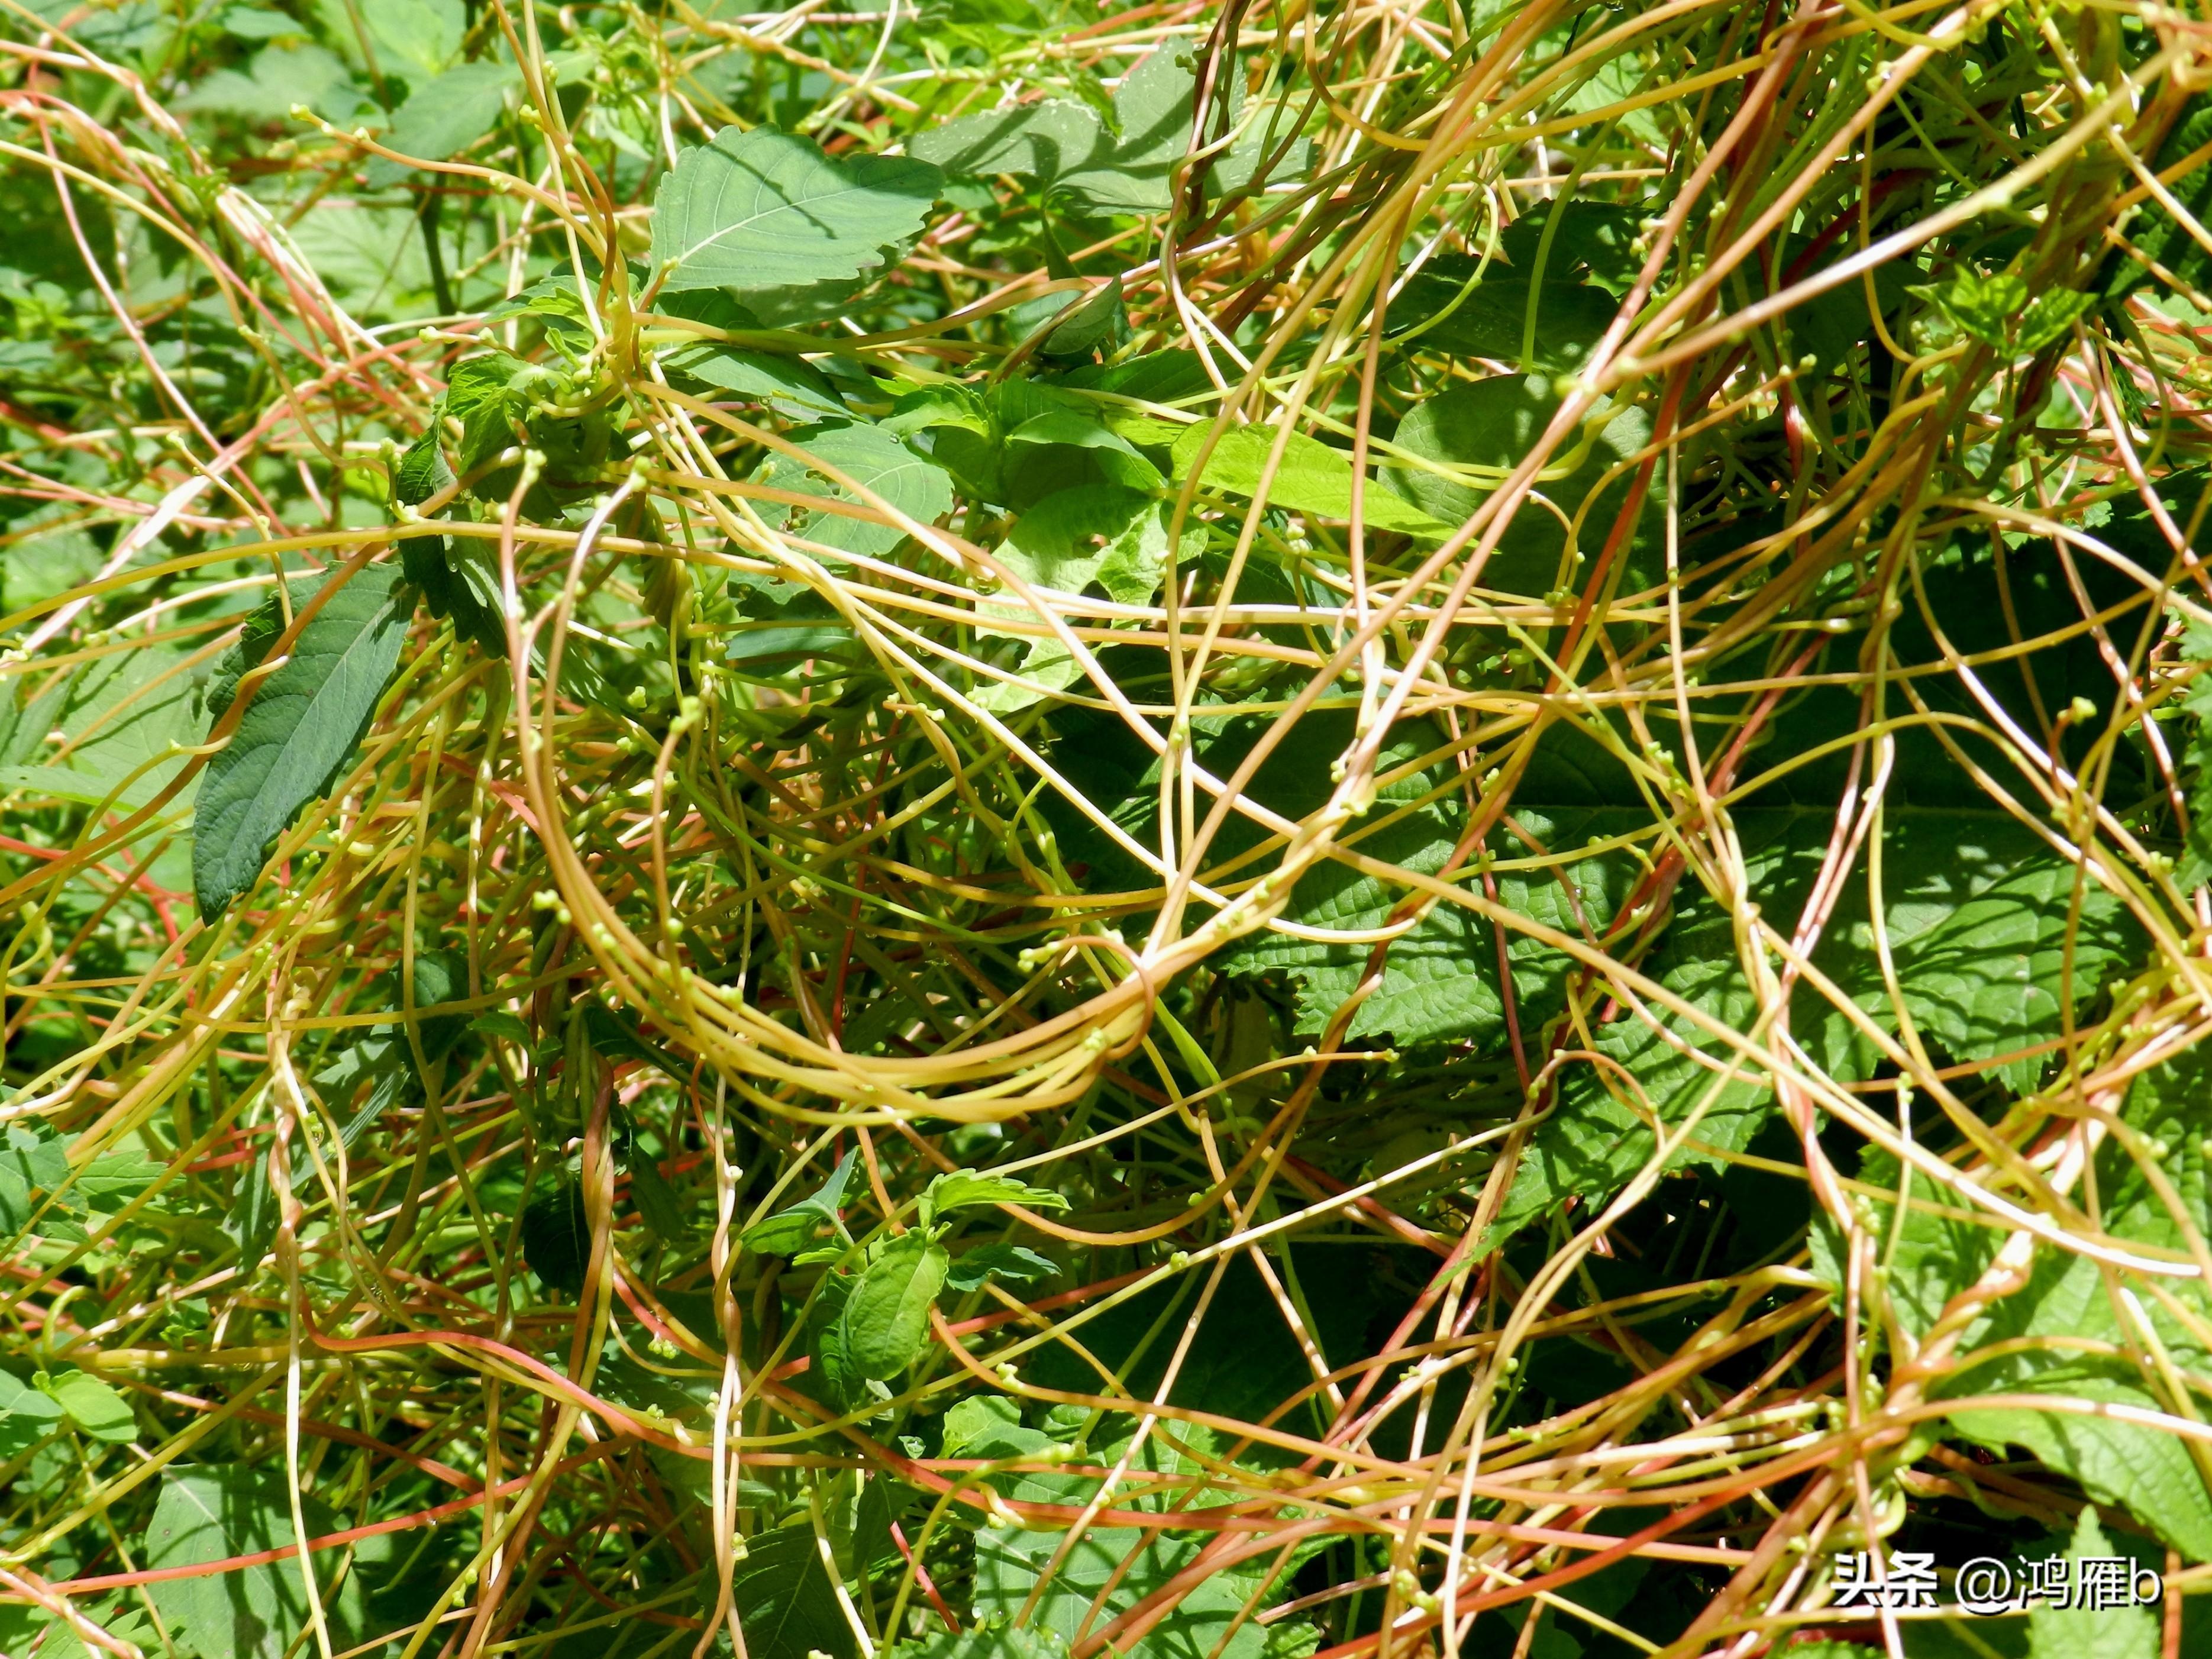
(4, 0, 2212, 1654)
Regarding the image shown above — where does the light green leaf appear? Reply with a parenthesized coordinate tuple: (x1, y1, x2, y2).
(1173, 422, 1446, 535)
(662, 341, 848, 419)
(910, 99, 1107, 181)
(925, 1169, 1073, 1219)
(1915, 269, 2030, 348)
(144, 1465, 389, 1659)
(0, 641, 201, 810)
(742, 1151, 857, 1255)
(838, 1231, 949, 1379)
(649, 126, 941, 322)
(193, 564, 411, 921)
(2029, 1511, 2159, 1659)
(0, 1366, 65, 1457)
(366, 59, 519, 186)
(362, 0, 463, 77)
(996, 485, 1181, 607)
(1386, 375, 1655, 593)
(2018, 286, 2098, 352)
(37, 1368, 135, 1442)
(177, 43, 376, 126)
(755, 423, 954, 559)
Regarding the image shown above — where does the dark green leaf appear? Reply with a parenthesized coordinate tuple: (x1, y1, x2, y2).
(193, 564, 412, 921)
(730, 1525, 857, 1659)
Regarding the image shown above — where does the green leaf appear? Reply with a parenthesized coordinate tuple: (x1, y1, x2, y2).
(891, 1625, 1071, 1659)
(910, 99, 1107, 181)
(742, 1151, 857, 1255)
(364, 59, 518, 185)
(925, 1169, 1074, 1219)
(649, 126, 941, 323)
(2029, 1511, 2160, 1659)
(144, 1464, 393, 1659)
(193, 564, 412, 921)
(1386, 375, 1656, 593)
(729, 1525, 857, 1659)
(1499, 809, 2140, 1240)
(37, 1368, 135, 1442)
(1390, 272, 1619, 367)
(521, 1169, 590, 1295)
(969, 1426, 1316, 1659)
(0, 642, 202, 809)
(996, 485, 1182, 607)
(1915, 269, 2030, 348)
(0, 1125, 73, 1238)
(754, 422, 954, 559)
(837, 1231, 949, 1379)
(361, 0, 463, 77)
(1173, 421, 1446, 535)
(662, 341, 848, 419)
(2017, 286, 2098, 351)
(1497, 200, 1645, 293)
(1812, 1048, 2212, 1560)
(945, 1242, 1061, 1293)
(0, 1366, 65, 1457)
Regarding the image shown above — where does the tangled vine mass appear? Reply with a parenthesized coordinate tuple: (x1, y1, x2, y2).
(8, 0, 2212, 1651)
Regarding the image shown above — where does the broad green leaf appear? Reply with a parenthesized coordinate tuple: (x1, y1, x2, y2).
(649, 126, 941, 322)
(996, 485, 1182, 607)
(193, 564, 411, 921)
(1811, 1049, 2212, 1560)
(38, 1368, 135, 1442)
(662, 341, 848, 419)
(1173, 421, 1446, 535)
(910, 99, 1107, 180)
(144, 1464, 394, 1659)
(837, 1231, 949, 1379)
(1391, 272, 1620, 368)
(361, 0, 463, 77)
(730, 1525, 857, 1659)
(1387, 375, 1656, 593)
(970, 1426, 1319, 1659)
(366, 59, 519, 186)
(0, 1367, 65, 1457)
(0, 1125, 72, 1237)
(0, 642, 201, 809)
(0, 510, 102, 615)
(1498, 200, 1645, 292)
(892, 1626, 1071, 1659)
(176, 43, 374, 125)
(742, 1150, 857, 1255)
(725, 574, 862, 673)
(0, 660, 76, 767)
(2106, 96, 2212, 302)
(754, 422, 954, 559)
(0, 1599, 157, 1659)
(1498, 808, 2141, 1240)
(945, 1242, 1061, 1293)
(925, 1169, 1073, 1219)
(2029, 1512, 2159, 1659)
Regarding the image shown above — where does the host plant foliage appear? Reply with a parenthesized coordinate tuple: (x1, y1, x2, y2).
(1, 0, 2211, 1653)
